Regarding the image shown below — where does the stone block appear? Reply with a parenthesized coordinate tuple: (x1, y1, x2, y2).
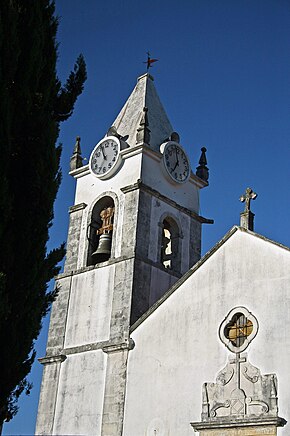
(197, 425, 277, 435)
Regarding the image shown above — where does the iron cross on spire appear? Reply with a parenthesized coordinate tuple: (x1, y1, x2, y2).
(239, 187, 257, 213)
(144, 51, 158, 71)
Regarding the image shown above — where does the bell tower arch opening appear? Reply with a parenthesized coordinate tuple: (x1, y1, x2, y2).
(160, 216, 181, 273)
(87, 195, 115, 265)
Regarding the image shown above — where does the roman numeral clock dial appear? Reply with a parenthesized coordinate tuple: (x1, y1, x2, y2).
(161, 141, 191, 184)
(89, 136, 121, 179)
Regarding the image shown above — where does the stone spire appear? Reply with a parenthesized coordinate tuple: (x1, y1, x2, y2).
(196, 147, 209, 182)
(112, 73, 173, 151)
(70, 136, 83, 171)
(239, 187, 257, 231)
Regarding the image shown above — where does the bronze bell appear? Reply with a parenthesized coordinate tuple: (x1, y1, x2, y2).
(91, 233, 112, 263)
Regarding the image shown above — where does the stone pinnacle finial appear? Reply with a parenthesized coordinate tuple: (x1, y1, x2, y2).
(196, 147, 209, 182)
(239, 187, 257, 231)
(170, 131, 180, 143)
(74, 136, 81, 154)
(136, 107, 151, 145)
(70, 136, 83, 171)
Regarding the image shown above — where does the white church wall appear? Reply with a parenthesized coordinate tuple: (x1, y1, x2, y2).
(64, 266, 115, 348)
(74, 151, 142, 206)
(141, 151, 200, 213)
(123, 229, 290, 436)
(53, 350, 107, 435)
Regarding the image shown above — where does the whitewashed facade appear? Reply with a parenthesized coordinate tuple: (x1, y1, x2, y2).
(124, 227, 290, 435)
(36, 74, 289, 436)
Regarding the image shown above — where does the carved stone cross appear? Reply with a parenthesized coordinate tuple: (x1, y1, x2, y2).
(240, 187, 257, 213)
(229, 353, 247, 390)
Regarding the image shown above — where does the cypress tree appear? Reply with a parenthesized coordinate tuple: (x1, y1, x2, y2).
(0, 0, 87, 425)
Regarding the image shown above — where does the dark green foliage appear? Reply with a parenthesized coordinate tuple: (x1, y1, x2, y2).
(0, 0, 86, 423)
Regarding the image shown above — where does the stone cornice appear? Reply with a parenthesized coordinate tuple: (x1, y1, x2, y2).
(55, 252, 182, 281)
(141, 143, 163, 162)
(38, 339, 135, 361)
(120, 144, 144, 159)
(121, 179, 213, 224)
(102, 339, 135, 354)
(191, 416, 287, 430)
(64, 341, 109, 355)
(69, 164, 90, 178)
(69, 202, 87, 213)
(68, 143, 208, 189)
(38, 354, 67, 365)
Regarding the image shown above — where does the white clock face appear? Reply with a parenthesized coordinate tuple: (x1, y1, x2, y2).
(89, 136, 121, 179)
(163, 142, 190, 183)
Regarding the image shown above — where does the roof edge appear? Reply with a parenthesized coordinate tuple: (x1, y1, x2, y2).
(130, 226, 239, 332)
(237, 225, 290, 253)
(130, 225, 290, 333)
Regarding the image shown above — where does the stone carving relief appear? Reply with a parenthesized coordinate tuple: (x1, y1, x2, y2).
(191, 307, 286, 434)
(202, 354, 278, 421)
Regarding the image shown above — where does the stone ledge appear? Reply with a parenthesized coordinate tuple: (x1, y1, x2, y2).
(121, 179, 213, 224)
(102, 339, 135, 354)
(38, 354, 67, 365)
(64, 341, 110, 355)
(191, 416, 287, 431)
(69, 164, 90, 178)
(69, 202, 87, 213)
(39, 339, 136, 360)
(55, 253, 182, 280)
(55, 256, 134, 279)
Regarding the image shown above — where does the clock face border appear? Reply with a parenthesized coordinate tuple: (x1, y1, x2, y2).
(89, 136, 121, 180)
(161, 141, 191, 184)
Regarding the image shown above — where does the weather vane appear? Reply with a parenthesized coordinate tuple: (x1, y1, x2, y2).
(144, 51, 158, 71)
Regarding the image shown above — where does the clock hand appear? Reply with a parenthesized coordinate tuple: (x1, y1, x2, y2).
(172, 161, 178, 172)
(175, 146, 179, 165)
(170, 147, 180, 172)
(100, 145, 107, 160)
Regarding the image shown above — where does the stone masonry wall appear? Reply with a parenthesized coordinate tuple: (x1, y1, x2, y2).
(64, 203, 87, 273)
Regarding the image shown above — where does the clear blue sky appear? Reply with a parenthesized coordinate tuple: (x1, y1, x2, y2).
(4, 0, 290, 434)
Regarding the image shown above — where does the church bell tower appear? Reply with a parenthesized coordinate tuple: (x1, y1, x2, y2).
(36, 73, 212, 435)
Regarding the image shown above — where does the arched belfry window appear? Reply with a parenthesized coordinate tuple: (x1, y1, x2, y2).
(87, 196, 115, 265)
(160, 217, 180, 272)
